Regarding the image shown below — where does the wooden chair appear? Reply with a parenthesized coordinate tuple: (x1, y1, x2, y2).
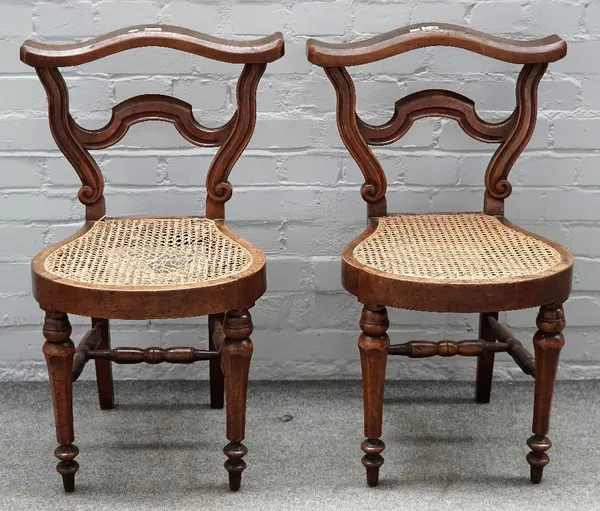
(20, 25, 284, 492)
(307, 24, 572, 486)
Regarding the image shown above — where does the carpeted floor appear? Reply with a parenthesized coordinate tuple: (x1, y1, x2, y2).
(0, 380, 598, 510)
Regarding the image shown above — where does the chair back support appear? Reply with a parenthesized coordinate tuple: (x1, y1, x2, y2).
(307, 23, 567, 217)
(21, 26, 284, 220)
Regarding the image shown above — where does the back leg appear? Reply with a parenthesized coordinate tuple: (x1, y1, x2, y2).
(92, 318, 114, 409)
(209, 313, 225, 409)
(475, 312, 498, 403)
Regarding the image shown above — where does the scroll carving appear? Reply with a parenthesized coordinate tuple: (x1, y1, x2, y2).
(357, 89, 517, 146)
(324, 67, 387, 206)
(485, 63, 547, 200)
(36, 67, 104, 209)
(205, 63, 266, 218)
(70, 95, 237, 149)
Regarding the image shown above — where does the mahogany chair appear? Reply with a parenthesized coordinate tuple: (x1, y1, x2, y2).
(307, 24, 572, 486)
(20, 25, 284, 492)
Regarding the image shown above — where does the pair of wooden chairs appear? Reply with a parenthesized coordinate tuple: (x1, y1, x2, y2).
(20, 23, 572, 492)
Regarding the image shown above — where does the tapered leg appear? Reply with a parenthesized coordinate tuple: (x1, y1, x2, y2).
(475, 312, 499, 403)
(92, 318, 114, 410)
(358, 305, 389, 487)
(221, 309, 253, 491)
(209, 313, 225, 409)
(527, 303, 565, 484)
(43, 310, 79, 492)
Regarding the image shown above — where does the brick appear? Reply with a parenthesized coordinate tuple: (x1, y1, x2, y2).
(232, 4, 289, 35)
(355, 4, 411, 33)
(404, 155, 459, 186)
(102, 157, 160, 186)
(574, 259, 600, 291)
(543, 191, 600, 221)
(285, 155, 340, 184)
(0, 119, 56, 151)
(0, 263, 32, 294)
(0, 2, 33, 36)
(554, 42, 600, 74)
(429, 47, 517, 74)
(35, 2, 94, 37)
(588, 2, 600, 32)
(431, 189, 484, 213)
(94, 2, 160, 32)
(0, 40, 31, 73)
(504, 189, 545, 221)
(284, 220, 364, 256)
(103, 189, 203, 217)
(0, 225, 45, 262)
(226, 221, 282, 253)
(528, 2, 584, 35)
(578, 156, 600, 186)
(84, 47, 196, 75)
(291, 3, 348, 35)
(412, 4, 467, 25)
(265, 42, 313, 75)
(354, 80, 404, 116)
(166, 155, 213, 186)
(312, 257, 342, 292)
(564, 296, 600, 327)
(249, 119, 314, 149)
(167, 1, 219, 33)
(0, 296, 42, 327)
(582, 79, 600, 111)
(229, 156, 278, 185)
(570, 227, 600, 257)
(266, 257, 311, 291)
(172, 80, 228, 111)
(513, 156, 576, 187)
(470, 3, 526, 33)
(0, 78, 46, 111)
(554, 119, 600, 150)
(0, 193, 72, 221)
(66, 78, 113, 112)
(538, 80, 579, 111)
(114, 77, 171, 103)
(0, 159, 42, 188)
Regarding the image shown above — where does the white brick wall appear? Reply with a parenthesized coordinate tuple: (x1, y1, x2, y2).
(1, 0, 599, 381)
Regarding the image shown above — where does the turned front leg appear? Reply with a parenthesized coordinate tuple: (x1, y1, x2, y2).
(221, 309, 253, 491)
(358, 305, 390, 487)
(43, 311, 79, 492)
(527, 303, 565, 484)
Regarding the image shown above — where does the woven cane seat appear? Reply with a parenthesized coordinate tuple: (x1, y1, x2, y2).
(43, 217, 254, 287)
(33, 217, 266, 319)
(342, 213, 573, 312)
(353, 214, 561, 281)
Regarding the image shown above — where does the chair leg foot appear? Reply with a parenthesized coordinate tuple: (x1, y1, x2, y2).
(224, 444, 247, 491)
(361, 439, 385, 487)
(222, 309, 253, 491)
(526, 304, 565, 484)
(55, 446, 79, 492)
(358, 305, 389, 488)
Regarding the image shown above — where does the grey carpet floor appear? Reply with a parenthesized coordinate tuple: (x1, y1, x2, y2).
(0, 380, 598, 511)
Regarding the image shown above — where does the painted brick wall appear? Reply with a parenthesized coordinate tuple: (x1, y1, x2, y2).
(1, 0, 599, 381)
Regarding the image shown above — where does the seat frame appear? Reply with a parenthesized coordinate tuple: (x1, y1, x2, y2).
(21, 25, 284, 492)
(307, 23, 571, 486)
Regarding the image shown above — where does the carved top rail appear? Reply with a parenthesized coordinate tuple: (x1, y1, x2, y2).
(21, 25, 284, 66)
(307, 24, 566, 216)
(20, 26, 284, 220)
(306, 22, 566, 67)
